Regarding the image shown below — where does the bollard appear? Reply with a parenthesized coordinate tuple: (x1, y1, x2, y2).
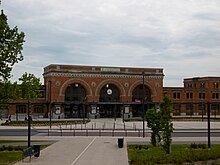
(118, 138, 124, 148)
(33, 144, 41, 157)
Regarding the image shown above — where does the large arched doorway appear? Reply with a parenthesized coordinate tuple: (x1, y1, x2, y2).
(99, 84, 120, 118)
(64, 83, 86, 118)
(132, 84, 151, 117)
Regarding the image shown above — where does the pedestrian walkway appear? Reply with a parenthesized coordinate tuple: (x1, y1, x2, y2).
(14, 137, 129, 165)
(1, 118, 220, 165)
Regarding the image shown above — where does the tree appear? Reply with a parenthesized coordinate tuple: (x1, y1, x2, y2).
(19, 72, 41, 147)
(0, 80, 21, 102)
(19, 72, 41, 101)
(145, 95, 173, 154)
(160, 95, 173, 154)
(145, 108, 161, 146)
(0, 10, 25, 81)
(0, 80, 20, 119)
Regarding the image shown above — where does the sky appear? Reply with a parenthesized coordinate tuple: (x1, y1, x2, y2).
(1, 0, 220, 87)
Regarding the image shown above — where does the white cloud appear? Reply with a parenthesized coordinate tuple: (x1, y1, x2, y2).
(1, 0, 220, 86)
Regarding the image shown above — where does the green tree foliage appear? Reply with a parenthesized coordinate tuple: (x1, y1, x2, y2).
(160, 95, 174, 154)
(145, 108, 161, 146)
(145, 95, 173, 154)
(0, 10, 25, 80)
(0, 80, 20, 119)
(0, 80, 20, 102)
(19, 72, 41, 100)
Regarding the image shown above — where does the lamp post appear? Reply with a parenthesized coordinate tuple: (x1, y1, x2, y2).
(49, 80, 52, 129)
(142, 72, 145, 138)
(207, 102, 211, 148)
(27, 101, 31, 147)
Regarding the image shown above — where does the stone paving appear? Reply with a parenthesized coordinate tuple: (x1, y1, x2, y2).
(0, 118, 220, 165)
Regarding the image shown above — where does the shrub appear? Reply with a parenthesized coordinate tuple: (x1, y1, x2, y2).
(7, 146, 13, 151)
(190, 143, 198, 149)
(14, 146, 23, 151)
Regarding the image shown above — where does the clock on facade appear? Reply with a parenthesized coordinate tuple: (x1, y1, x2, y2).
(107, 89, 112, 95)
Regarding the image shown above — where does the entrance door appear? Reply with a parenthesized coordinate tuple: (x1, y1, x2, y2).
(64, 83, 86, 118)
(132, 84, 151, 117)
(99, 104, 120, 118)
(99, 84, 120, 118)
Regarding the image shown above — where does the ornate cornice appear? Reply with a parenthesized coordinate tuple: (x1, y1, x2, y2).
(44, 72, 163, 79)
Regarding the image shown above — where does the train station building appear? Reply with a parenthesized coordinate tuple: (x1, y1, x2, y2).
(43, 64, 164, 119)
(2, 64, 220, 120)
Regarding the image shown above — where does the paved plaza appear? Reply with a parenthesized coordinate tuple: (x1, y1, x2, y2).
(0, 118, 220, 165)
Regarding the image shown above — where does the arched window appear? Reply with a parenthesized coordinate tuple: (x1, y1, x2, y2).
(99, 84, 120, 102)
(132, 85, 151, 102)
(65, 83, 86, 102)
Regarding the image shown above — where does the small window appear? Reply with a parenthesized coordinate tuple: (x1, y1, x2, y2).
(212, 93, 219, 100)
(194, 83, 197, 88)
(186, 92, 193, 99)
(199, 93, 205, 99)
(34, 105, 44, 113)
(198, 104, 206, 113)
(187, 84, 192, 88)
(173, 92, 180, 99)
(200, 83, 205, 88)
(213, 82, 219, 89)
(16, 105, 26, 113)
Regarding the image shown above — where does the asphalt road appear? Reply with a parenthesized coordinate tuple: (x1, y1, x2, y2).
(1, 129, 220, 137)
(0, 129, 38, 136)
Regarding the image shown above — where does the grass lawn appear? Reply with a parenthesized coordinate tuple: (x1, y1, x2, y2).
(0, 151, 23, 165)
(0, 141, 51, 165)
(128, 144, 220, 165)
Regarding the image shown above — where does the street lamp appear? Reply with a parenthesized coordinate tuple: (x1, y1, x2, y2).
(49, 80, 52, 129)
(207, 102, 211, 148)
(28, 101, 31, 147)
(142, 72, 145, 138)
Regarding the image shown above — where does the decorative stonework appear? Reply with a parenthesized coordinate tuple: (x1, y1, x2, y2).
(91, 82, 96, 87)
(45, 72, 163, 79)
(124, 82, 129, 88)
(56, 81, 61, 87)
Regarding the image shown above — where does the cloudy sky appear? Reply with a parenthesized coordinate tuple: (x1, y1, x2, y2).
(1, 0, 220, 86)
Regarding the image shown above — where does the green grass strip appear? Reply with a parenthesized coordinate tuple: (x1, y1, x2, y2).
(128, 144, 220, 165)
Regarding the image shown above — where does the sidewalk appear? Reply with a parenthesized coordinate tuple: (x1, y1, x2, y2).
(1, 118, 220, 130)
(1, 118, 220, 165)
(14, 137, 129, 165)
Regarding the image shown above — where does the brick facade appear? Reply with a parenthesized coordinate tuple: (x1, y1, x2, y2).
(2, 64, 220, 119)
(164, 77, 220, 116)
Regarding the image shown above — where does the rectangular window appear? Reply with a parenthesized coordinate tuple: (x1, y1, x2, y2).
(213, 82, 219, 89)
(16, 105, 26, 113)
(173, 104, 181, 114)
(211, 104, 219, 115)
(186, 104, 193, 115)
(199, 93, 205, 99)
(34, 105, 44, 113)
(173, 92, 180, 99)
(186, 92, 193, 99)
(212, 93, 219, 100)
(187, 84, 192, 88)
(198, 104, 206, 113)
(200, 83, 205, 88)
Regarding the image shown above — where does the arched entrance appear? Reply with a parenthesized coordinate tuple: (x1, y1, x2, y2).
(64, 83, 86, 118)
(132, 84, 151, 117)
(99, 84, 120, 118)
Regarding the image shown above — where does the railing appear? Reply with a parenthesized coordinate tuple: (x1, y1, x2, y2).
(39, 128, 144, 137)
